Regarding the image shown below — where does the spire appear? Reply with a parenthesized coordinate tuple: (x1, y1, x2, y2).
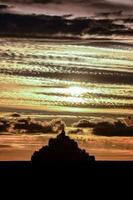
(60, 128, 65, 136)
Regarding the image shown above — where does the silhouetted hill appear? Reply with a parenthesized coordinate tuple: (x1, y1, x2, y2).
(31, 129, 95, 163)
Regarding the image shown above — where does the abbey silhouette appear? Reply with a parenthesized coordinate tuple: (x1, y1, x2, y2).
(31, 129, 95, 163)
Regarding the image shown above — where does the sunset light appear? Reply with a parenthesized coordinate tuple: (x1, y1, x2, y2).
(0, 0, 133, 163)
(67, 86, 88, 97)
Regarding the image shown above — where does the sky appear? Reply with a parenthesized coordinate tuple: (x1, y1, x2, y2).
(0, 0, 133, 17)
(0, 0, 133, 162)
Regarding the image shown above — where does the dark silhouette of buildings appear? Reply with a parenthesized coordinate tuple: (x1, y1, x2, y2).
(31, 129, 95, 163)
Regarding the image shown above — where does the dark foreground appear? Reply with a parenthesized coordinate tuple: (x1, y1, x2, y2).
(0, 161, 133, 179)
(1, 132, 133, 191)
(0, 161, 133, 195)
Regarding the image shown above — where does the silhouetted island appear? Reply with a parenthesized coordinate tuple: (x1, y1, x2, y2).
(1, 129, 133, 183)
(31, 129, 95, 164)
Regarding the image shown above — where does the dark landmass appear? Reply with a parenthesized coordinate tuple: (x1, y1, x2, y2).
(0, 160, 133, 187)
(31, 129, 95, 163)
(0, 129, 133, 184)
(0, 121, 133, 184)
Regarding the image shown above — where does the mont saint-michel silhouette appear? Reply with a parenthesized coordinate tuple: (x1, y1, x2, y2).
(31, 129, 95, 163)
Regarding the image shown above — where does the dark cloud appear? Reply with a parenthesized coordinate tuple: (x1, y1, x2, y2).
(69, 116, 133, 136)
(0, 3, 13, 11)
(0, 0, 60, 3)
(72, 119, 96, 128)
(67, 128, 84, 134)
(0, 0, 133, 17)
(0, 4, 9, 9)
(1, 0, 133, 9)
(0, 114, 65, 133)
(1, 0, 133, 6)
(93, 118, 133, 136)
(33, 0, 61, 3)
(0, 1, 132, 39)
(0, 112, 133, 137)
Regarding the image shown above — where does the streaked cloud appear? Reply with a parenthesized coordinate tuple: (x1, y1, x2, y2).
(0, 0, 133, 17)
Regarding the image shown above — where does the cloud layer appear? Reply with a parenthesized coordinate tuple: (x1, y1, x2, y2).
(0, 0, 133, 17)
(0, 114, 65, 134)
(0, 12, 132, 39)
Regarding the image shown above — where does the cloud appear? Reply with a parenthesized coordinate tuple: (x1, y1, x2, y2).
(0, 0, 133, 17)
(0, 13, 133, 40)
(107, 0, 133, 7)
(0, 114, 65, 134)
(1, 0, 133, 7)
(72, 116, 117, 128)
(1, 113, 133, 137)
(0, 4, 9, 9)
(72, 119, 96, 128)
(93, 117, 133, 136)
(70, 116, 133, 136)
(33, 0, 61, 3)
(68, 128, 84, 134)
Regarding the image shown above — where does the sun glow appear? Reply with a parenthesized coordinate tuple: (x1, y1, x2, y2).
(67, 86, 88, 97)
